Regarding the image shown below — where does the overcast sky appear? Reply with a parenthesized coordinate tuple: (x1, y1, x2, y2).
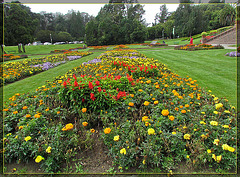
(24, 4, 179, 26)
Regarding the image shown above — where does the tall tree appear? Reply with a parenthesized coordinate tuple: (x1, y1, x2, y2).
(4, 4, 38, 45)
(155, 4, 168, 24)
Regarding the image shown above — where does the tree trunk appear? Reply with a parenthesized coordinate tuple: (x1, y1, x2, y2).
(18, 44, 22, 53)
(22, 44, 26, 53)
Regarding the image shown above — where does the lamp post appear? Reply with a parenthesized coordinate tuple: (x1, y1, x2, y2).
(50, 33, 53, 44)
(173, 26, 175, 39)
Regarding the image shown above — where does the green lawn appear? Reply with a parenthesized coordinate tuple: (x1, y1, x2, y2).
(3, 44, 87, 55)
(139, 48, 237, 107)
(3, 51, 102, 103)
(156, 37, 202, 45)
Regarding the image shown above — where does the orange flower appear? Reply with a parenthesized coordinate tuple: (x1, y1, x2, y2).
(161, 109, 169, 116)
(90, 129, 95, 133)
(144, 101, 150, 106)
(169, 115, 175, 121)
(22, 106, 28, 110)
(129, 102, 134, 107)
(62, 123, 74, 131)
(154, 101, 159, 105)
(13, 111, 18, 114)
(82, 108, 87, 113)
(104, 127, 111, 134)
(26, 114, 31, 118)
(34, 114, 40, 118)
(82, 122, 88, 127)
(181, 110, 186, 114)
(19, 126, 23, 130)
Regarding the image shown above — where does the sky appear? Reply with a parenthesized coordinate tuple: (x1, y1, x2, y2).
(24, 4, 179, 26)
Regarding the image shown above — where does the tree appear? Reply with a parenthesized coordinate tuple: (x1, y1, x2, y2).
(155, 4, 168, 24)
(4, 4, 38, 45)
(219, 4, 236, 26)
(58, 32, 72, 42)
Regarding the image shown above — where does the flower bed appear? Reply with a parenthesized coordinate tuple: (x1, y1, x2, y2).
(113, 45, 129, 49)
(88, 46, 108, 50)
(2, 49, 237, 174)
(225, 51, 240, 57)
(2, 52, 92, 85)
(149, 43, 168, 47)
(2, 54, 28, 62)
(174, 44, 224, 51)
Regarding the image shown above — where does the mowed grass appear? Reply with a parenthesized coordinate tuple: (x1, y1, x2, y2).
(139, 49, 237, 107)
(4, 43, 87, 55)
(3, 51, 102, 103)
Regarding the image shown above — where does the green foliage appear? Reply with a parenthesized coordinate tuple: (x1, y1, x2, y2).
(86, 3, 147, 45)
(201, 32, 207, 36)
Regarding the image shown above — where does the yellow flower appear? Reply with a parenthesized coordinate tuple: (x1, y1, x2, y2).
(46, 146, 52, 153)
(172, 132, 176, 135)
(181, 110, 186, 114)
(62, 123, 74, 131)
(186, 155, 190, 158)
(114, 135, 120, 141)
(142, 160, 146, 164)
(224, 110, 230, 113)
(222, 125, 229, 128)
(138, 89, 143, 92)
(129, 102, 134, 107)
(82, 108, 87, 113)
(144, 101, 150, 106)
(142, 116, 149, 122)
(34, 114, 40, 118)
(120, 148, 126, 155)
(210, 121, 218, 126)
(154, 101, 158, 105)
(161, 109, 169, 116)
(184, 134, 191, 140)
(169, 115, 174, 121)
(19, 126, 23, 130)
(215, 103, 223, 110)
(146, 80, 151, 84)
(82, 122, 88, 127)
(228, 147, 235, 152)
(212, 154, 216, 161)
(35, 155, 44, 163)
(90, 129, 95, 133)
(222, 144, 229, 150)
(201, 134, 207, 139)
(213, 111, 218, 114)
(207, 149, 212, 153)
(104, 127, 111, 134)
(216, 155, 222, 163)
(200, 121, 206, 125)
(201, 112, 205, 114)
(213, 139, 220, 145)
(24, 136, 31, 142)
(148, 128, 155, 135)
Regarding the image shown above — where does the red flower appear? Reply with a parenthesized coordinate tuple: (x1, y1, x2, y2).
(90, 93, 96, 101)
(89, 81, 94, 90)
(95, 80, 100, 86)
(63, 81, 67, 87)
(98, 87, 102, 93)
(82, 98, 85, 102)
(74, 80, 79, 87)
(73, 74, 77, 80)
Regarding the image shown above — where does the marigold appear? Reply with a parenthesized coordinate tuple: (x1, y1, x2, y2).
(154, 101, 158, 105)
(82, 122, 88, 127)
(222, 144, 229, 150)
(146, 80, 151, 84)
(13, 111, 18, 114)
(24, 136, 31, 142)
(200, 121, 206, 125)
(34, 114, 40, 118)
(82, 108, 87, 113)
(144, 101, 150, 106)
(120, 148, 126, 155)
(35, 155, 44, 163)
(181, 110, 186, 114)
(207, 149, 212, 153)
(114, 135, 120, 141)
(215, 103, 223, 110)
(46, 146, 52, 153)
(169, 115, 174, 121)
(142, 116, 149, 122)
(213, 139, 220, 145)
(104, 127, 111, 134)
(172, 132, 176, 135)
(90, 129, 95, 133)
(228, 146, 235, 152)
(19, 126, 23, 130)
(22, 106, 28, 110)
(148, 128, 155, 135)
(184, 134, 191, 140)
(62, 123, 74, 131)
(216, 155, 222, 163)
(210, 121, 218, 126)
(161, 109, 169, 116)
(129, 102, 134, 107)
(222, 125, 229, 128)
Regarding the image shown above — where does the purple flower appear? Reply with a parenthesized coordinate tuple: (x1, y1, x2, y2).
(82, 59, 102, 65)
